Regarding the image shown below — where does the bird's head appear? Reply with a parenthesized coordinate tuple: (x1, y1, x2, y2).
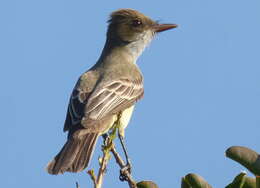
(101, 9, 177, 61)
(107, 9, 177, 45)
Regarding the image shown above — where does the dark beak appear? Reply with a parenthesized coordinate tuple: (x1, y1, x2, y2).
(153, 23, 178, 32)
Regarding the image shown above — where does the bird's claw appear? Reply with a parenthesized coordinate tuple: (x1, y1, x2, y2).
(119, 162, 132, 181)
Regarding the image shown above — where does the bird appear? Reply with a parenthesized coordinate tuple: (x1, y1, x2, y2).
(46, 8, 177, 175)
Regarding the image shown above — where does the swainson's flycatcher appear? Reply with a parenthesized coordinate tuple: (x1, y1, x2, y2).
(47, 9, 177, 175)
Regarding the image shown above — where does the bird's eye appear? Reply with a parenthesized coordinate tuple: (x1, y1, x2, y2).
(132, 19, 142, 27)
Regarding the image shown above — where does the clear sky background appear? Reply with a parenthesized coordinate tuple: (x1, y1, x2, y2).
(1, 0, 260, 187)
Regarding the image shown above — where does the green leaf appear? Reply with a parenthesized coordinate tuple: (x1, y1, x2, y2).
(225, 172, 257, 188)
(225, 172, 246, 188)
(242, 176, 256, 188)
(226, 146, 260, 176)
(181, 177, 192, 188)
(137, 181, 159, 188)
(256, 176, 260, 188)
(184, 173, 212, 188)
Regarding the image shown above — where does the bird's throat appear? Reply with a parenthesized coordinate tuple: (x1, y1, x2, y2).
(100, 30, 154, 64)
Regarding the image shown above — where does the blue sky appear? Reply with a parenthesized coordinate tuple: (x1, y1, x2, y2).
(1, 0, 260, 187)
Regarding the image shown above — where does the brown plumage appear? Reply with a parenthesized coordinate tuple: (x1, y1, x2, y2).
(46, 8, 177, 175)
(47, 133, 98, 174)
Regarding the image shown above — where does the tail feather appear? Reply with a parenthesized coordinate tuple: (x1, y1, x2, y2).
(68, 133, 98, 172)
(46, 133, 99, 175)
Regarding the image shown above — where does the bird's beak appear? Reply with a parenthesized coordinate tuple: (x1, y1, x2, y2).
(153, 23, 178, 33)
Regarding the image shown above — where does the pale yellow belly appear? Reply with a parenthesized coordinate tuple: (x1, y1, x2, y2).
(118, 105, 135, 138)
(76, 105, 135, 139)
(103, 105, 135, 137)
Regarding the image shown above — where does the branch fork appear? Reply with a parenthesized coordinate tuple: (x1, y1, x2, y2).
(87, 113, 137, 188)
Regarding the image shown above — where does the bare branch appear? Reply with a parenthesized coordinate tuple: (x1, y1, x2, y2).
(87, 113, 134, 188)
(96, 148, 111, 188)
(111, 144, 137, 188)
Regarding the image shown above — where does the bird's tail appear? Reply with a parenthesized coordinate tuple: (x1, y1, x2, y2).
(46, 133, 99, 175)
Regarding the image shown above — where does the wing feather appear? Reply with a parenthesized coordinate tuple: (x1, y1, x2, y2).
(86, 78, 143, 120)
(64, 74, 143, 132)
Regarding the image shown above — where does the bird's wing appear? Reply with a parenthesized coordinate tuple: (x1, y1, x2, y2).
(63, 86, 89, 132)
(63, 71, 98, 132)
(86, 78, 144, 120)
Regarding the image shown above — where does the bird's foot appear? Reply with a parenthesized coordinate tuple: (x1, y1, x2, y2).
(119, 161, 132, 181)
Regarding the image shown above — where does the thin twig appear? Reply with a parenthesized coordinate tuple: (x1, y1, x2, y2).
(87, 169, 97, 187)
(87, 113, 133, 188)
(93, 121, 118, 188)
(96, 148, 111, 188)
(86, 137, 111, 188)
(110, 144, 137, 188)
